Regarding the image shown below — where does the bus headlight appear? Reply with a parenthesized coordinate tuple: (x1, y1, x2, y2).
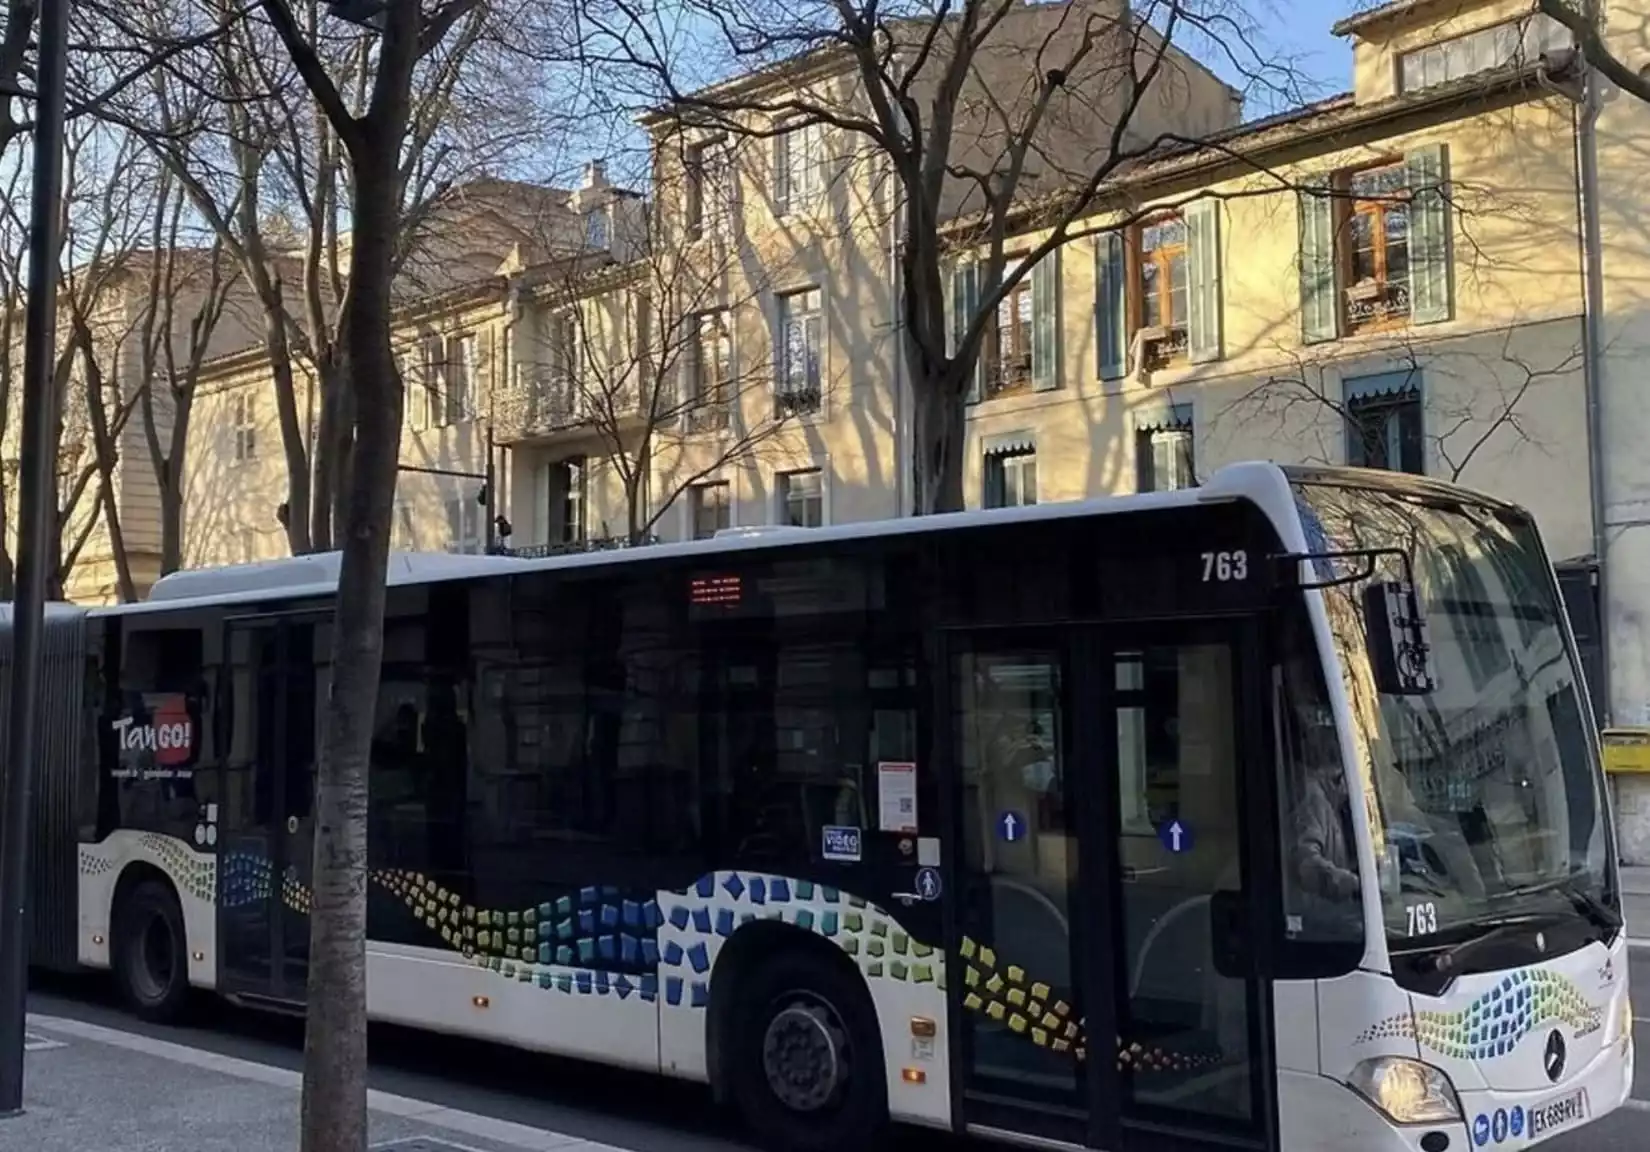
(1348, 1057, 1463, 1125)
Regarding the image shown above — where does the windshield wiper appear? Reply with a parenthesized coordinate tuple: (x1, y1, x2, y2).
(1420, 913, 1566, 975)
(1497, 873, 1622, 931)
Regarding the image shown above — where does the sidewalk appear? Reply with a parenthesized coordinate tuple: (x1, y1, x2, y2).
(1623, 864, 1650, 945)
(8, 1013, 631, 1152)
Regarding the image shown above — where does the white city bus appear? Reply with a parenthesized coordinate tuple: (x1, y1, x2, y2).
(18, 461, 1632, 1152)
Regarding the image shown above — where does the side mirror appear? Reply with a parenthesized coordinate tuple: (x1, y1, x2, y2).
(1209, 889, 1249, 979)
(1363, 579, 1437, 696)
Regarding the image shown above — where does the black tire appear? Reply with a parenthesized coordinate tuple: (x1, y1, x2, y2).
(112, 879, 191, 1024)
(726, 948, 888, 1152)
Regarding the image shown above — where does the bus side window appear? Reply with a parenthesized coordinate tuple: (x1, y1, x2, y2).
(1274, 609, 1364, 973)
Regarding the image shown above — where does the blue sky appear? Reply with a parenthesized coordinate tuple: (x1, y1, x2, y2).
(1230, 1, 1360, 107)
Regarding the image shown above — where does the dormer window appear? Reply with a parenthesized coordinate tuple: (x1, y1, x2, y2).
(1397, 14, 1569, 93)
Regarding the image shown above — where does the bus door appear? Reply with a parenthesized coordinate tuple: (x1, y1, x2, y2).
(942, 617, 1277, 1151)
(217, 612, 324, 1006)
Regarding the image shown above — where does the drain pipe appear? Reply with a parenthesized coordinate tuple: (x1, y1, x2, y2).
(1573, 50, 1612, 723)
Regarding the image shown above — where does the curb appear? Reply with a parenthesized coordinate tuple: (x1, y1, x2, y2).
(25, 1013, 631, 1152)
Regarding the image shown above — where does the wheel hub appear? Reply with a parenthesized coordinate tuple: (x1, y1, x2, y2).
(761, 1002, 846, 1113)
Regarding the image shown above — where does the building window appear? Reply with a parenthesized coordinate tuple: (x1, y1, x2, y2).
(1399, 15, 1569, 93)
(1131, 213, 1190, 368)
(691, 310, 732, 431)
(1341, 163, 1411, 331)
(777, 288, 822, 416)
(685, 143, 705, 239)
(415, 333, 447, 429)
(445, 333, 475, 426)
(987, 262, 1033, 396)
(231, 391, 256, 462)
(688, 140, 735, 241)
(984, 444, 1037, 509)
(777, 469, 824, 527)
(1344, 371, 1424, 474)
(1299, 146, 1450, 345)
(775, 120, 823, 214)
(690, 480, 731, 539)
(585, 209, 609, 250)
(445, 493, 483, 554)
(546, 456, 587, 546)
(1135, 405, 1196, 492)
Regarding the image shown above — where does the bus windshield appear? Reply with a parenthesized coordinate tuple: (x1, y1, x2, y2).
(1292, 480, 1617, 954)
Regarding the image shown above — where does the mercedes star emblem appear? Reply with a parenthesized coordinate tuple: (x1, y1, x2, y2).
(1543, 1029, 1567, 1083)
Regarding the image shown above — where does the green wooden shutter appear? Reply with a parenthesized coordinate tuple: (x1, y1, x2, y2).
(951, 261, 982, 403)
(1186, 199, 1222, 364)
(1407, 143, 1451, 325)
(1297, 177, 1338, 345)
(1030, 246, 1061, 391)
(1094, 232, 1126, 380)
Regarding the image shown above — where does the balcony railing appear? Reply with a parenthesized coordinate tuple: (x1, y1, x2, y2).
(493, 364, 656, 443)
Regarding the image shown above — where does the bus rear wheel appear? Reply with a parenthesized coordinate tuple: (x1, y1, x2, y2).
(727, 948, 887, 1152)
(113, 879, 190, 1024)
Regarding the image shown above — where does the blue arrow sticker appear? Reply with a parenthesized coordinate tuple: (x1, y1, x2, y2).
(1157, 819, 1194, 855)
(1473, 1114, 1490, 1147)
(997, 811, 1027, 843)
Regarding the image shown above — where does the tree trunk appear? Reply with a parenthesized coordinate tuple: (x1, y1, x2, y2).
(298, 110, 407, 1152)
(265, 292, 315, 556)
(159, 473, 183, 575)
(312, 354, 353, 553)
(910, 360, 967, 515)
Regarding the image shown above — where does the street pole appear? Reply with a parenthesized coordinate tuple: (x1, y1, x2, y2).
(0, 0, 71, 1117)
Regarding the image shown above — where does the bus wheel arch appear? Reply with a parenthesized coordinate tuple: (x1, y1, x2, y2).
(708, 920, 889, 1151)
(110, 863, 191, 1024)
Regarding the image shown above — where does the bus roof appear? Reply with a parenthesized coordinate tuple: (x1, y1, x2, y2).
(85, 461, 1521, 619)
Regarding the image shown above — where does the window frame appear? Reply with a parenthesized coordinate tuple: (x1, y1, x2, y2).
(776, 287, 823, 416)
(984, 258, 1034, 398)
(774, 119, 823, 214)
(444, 493, 483, 554)
(689, 479, 733, 540)
(983, 448, 1038, 509)
(547, 455, 589, 546)
(776, 467, 825, 528)
(691, 309, 734, 431)
(1396, 14, 1571, 94)
(1127, 212, 1191, 368)
(1136, 424, 1196, 493)
(231, 390, 257, 463)
(1343, 380, 1426, 476)
(1336, 160, 1413, 335)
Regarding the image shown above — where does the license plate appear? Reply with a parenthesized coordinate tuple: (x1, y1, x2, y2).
(1527, 1088, 1589, 1138)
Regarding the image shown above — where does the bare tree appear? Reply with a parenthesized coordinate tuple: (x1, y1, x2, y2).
(572, 0, 1308, 512)
(496, 197, 796, 545)
(248, 0, 519, 1147)
(50, 123, 156, 601)
(106, 0, 553, 554)
(132, 175, 239, 576)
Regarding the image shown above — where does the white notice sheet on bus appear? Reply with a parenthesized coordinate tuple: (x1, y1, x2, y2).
(878, 761, 918, 833)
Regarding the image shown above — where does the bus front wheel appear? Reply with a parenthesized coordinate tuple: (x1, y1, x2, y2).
(113, 879, 191, 1024)
(727, 947, 888, 1152)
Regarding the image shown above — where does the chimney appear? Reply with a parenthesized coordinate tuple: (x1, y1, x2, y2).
(582, 160, 608, 190)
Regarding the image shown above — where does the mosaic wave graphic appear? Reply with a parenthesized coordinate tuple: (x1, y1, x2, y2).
(1356, 969, 1603, 1062)
(94, 846, 1224, 1073)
